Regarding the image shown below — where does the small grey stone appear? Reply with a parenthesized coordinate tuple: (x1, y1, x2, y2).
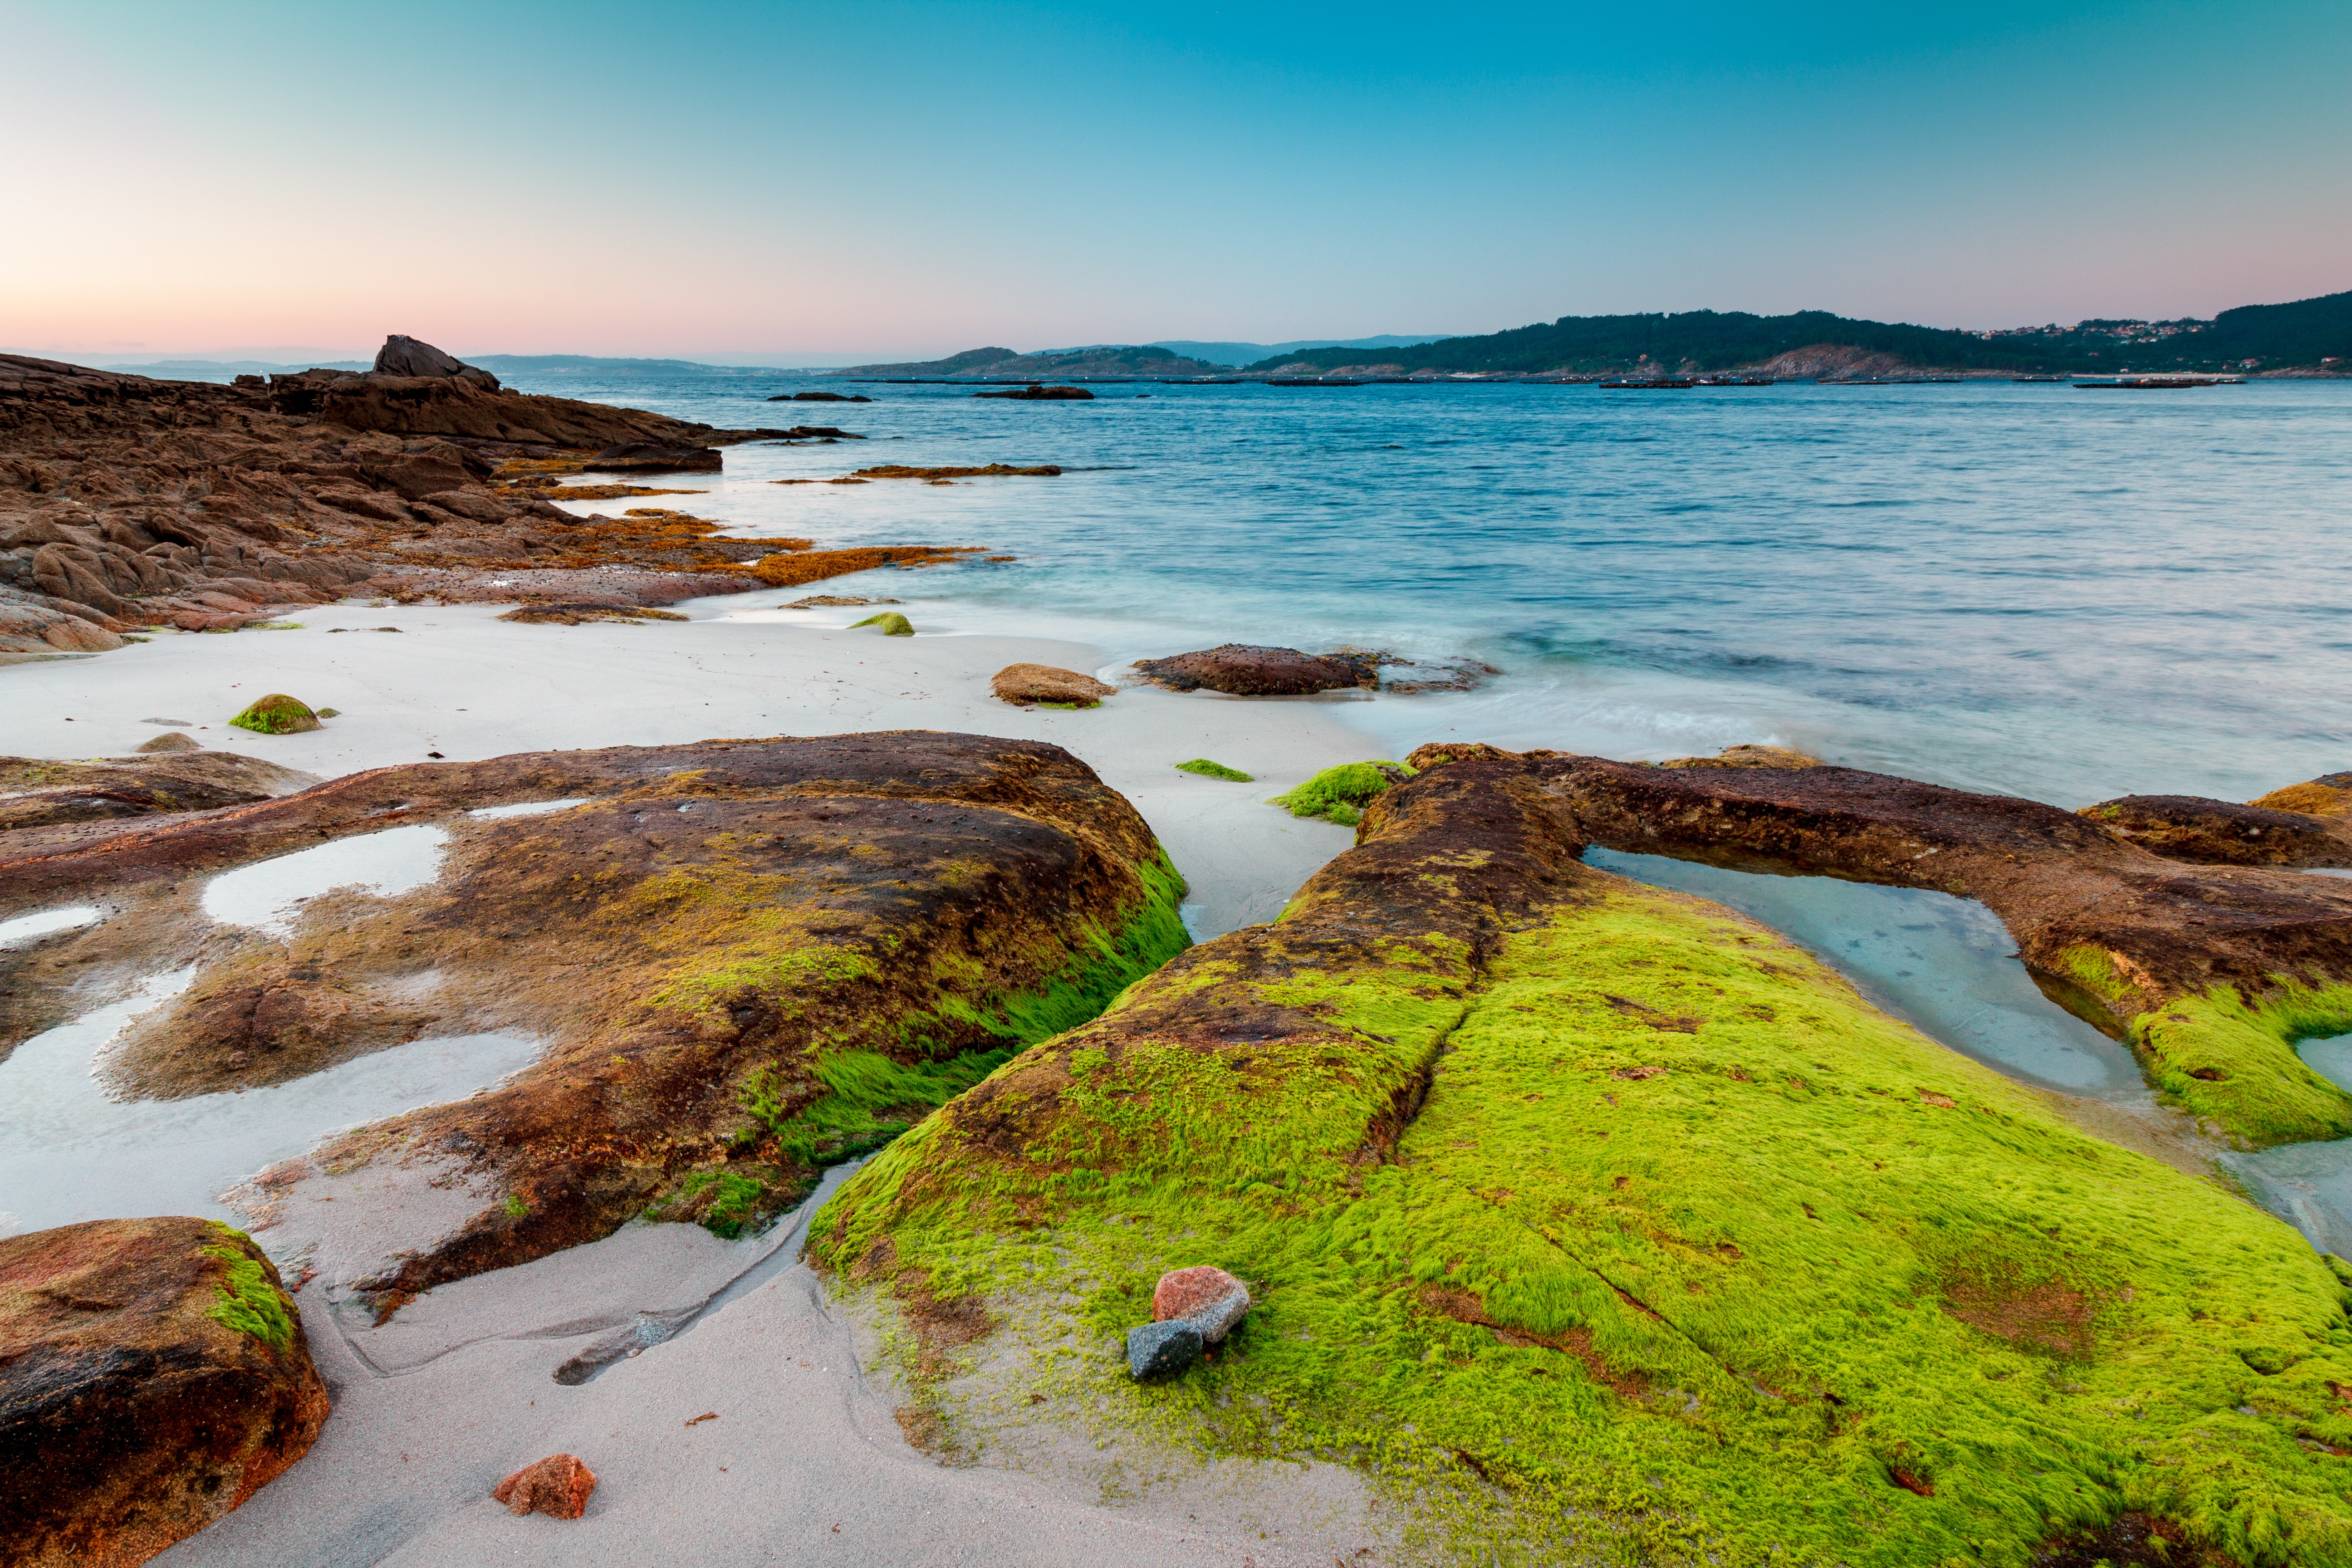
(1126, 1319, 1202, 1379)
(1181, 1286, 1251, 1346)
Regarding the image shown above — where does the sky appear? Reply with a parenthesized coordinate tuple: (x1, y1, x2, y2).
(3, 1, 2347, 364)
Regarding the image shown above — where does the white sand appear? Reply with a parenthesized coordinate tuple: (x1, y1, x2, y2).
(8, 585, 1416, 1565)
(4, 583, 1382, 936)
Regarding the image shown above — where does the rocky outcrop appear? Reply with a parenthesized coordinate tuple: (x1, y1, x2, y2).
(813, 750, 2352, 1568)
(372, 334, 499, 389)
(0, 340, 928, 642)
(991, 663, 1115, 707)
(0, 735, 1187, 1309)
(1132, 644, 1378, 696)
(1656, 744, 1825, 770)
(587, 443, 721, 474)
(0, 750, 314, 833)
(0, 1217, 328, 1568)
(2079, 774, 2352, 868)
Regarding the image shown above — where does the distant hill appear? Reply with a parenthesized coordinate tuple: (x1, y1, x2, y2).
(1246, 291, 2352, 377)
(840, 344, 1226, 378)
(1149, 335, 1450, 368)
(467, 354, 774, 375)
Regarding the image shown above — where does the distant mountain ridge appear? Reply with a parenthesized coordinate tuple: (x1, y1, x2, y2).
(1149, 335, 1450, 367)
(1247, 290, 2352, 377)
(839, 345, 1227, 378)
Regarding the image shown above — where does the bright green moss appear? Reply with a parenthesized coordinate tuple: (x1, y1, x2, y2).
(816, 877, 2352, 1567)
(201, 1223, 295, 1352)
(849, 611, 914, 636)
(225, 693, 320, 735)
(1268, 760, 1415, 826)
(1176, 759, 1254, 782)
(2136, 980, 2352, 1147)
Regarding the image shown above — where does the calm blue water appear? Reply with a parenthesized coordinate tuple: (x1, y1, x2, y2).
(503, 368, 2352, 806)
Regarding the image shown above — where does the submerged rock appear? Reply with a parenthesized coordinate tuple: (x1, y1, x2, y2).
(991, 663, 1113, 707)
(492, 1454, 597, 1519)
(814, 746, 2352, 1567)
(768, 391, 871, 402)
(227, 694, 321, 735)
(1132, 644, 1378, 696)
(973, 385, 1093, 400)
(0, 1217, 328, 1567)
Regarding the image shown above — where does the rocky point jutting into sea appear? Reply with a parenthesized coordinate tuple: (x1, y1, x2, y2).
(4, 343, 2352, 1568)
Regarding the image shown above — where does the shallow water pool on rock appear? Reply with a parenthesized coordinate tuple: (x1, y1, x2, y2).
(1583, 847, 2143, 1097)
(2220, 1035, 2352, 1257)
(0, 967, 538, 1238)
(201, 823, 451, 936)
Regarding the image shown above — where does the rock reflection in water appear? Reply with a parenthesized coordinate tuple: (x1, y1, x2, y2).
(1584, 847, 2143, 1097)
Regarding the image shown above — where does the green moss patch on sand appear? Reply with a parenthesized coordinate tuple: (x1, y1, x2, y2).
(849, 611, 914, 636)
(2133, 980, 2352, 1147)
(1176, 759, 1254, 782)
(814, 869, 2352, 1568)
(1269, 760, 1415, 826)
(201, 1223, 296, 1352)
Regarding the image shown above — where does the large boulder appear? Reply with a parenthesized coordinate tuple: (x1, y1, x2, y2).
(0, 1217, 328, 1567)
(992, 663, 1114, 707)
(1132, 644, 1378, 696)
(371, 334, 500, 391)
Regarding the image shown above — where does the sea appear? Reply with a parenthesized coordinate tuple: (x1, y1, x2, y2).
(499, 368, 2351, 807)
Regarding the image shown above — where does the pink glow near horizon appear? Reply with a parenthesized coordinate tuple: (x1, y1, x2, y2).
(5, 3, 2346, 363)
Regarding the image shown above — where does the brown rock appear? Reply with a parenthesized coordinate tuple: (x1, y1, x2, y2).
(973, 385, 1094, 400)
(2077, 792, 2350, 867)
(991, 662, 1115, 707)
(1132, 644, 1378, 697)
(135, 732, 202, 754)
(0, 750, 314, 832)
(41, 617, 125, 652)
(0, 1217, 328, 1567)
(588, 443, 722, 474)
(1151, 1265, 1251, 1343)
(372, 334, 498, 390)
(492, 1453, 597, 1519)
(1655, 744, 1824, 770)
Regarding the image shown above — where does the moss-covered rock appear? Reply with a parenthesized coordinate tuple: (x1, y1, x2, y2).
(850, 611, 915, 636)
(814, 755, 2352, 1568)
(0, 1217, 328, 1566)
(1268, 760, 1413, 825)
(225, 694, 320, 735)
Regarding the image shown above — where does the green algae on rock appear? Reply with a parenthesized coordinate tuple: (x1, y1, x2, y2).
(226, 693, 321, 735)
(1175, 759, 1254, 782)
(813, 752, 2352, 1568)
(850, 611, 915, 636)
(1268, 759, 1414, 825)
(0, 1216, 328, 1566)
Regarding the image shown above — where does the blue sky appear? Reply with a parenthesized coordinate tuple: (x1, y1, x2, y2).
(4, 1, 2346, 360)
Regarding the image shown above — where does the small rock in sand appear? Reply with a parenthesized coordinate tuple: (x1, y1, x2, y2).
(991, 663, 1114, 708)
(226, 694, 322, 735)
(784, 595, 900, 609)
(136, 731, 202, 754)
(492, 1453, 598, 1519)
(1154, 1264, 1252, 1343)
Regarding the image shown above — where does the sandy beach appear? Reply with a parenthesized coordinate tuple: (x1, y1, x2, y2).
(6, 579, 1405, 1566)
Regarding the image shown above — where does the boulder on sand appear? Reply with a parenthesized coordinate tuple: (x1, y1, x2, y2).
(991, 663, 1114, 707)
(492, 1454, 597, 1519)
(134, 731, 201, 754)
(1132, 644, 1378, 697)
(227, 694, 321, 735)
(0, 1217, 328, 1568)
